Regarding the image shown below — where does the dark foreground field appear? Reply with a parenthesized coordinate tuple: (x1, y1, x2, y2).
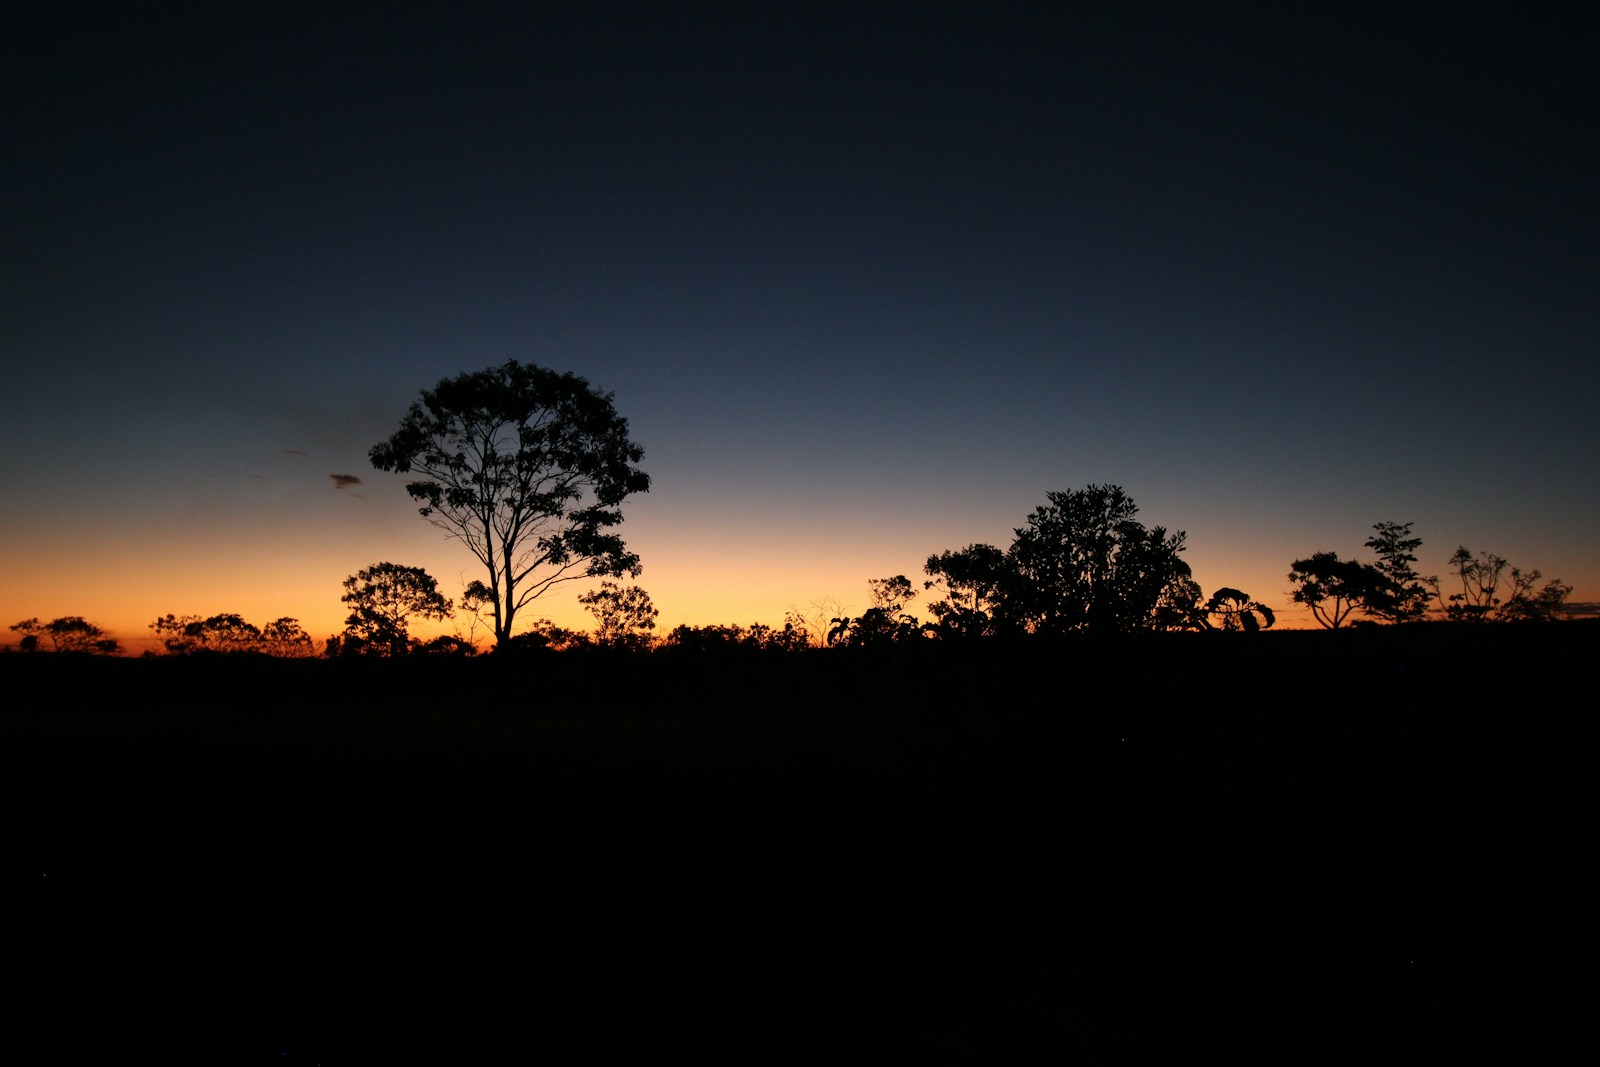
(5, 625, 1593, 1060)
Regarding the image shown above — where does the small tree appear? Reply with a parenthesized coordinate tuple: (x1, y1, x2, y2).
(1152, 575, 1208, 631)
(200, 614, 262, 652)
(866, 575, 916, 615)
(10, 616, 121, 654)
(1203, 588, 1273, 630)
(788, 595, 845, 649)
(500, 617, 589, 654)
(778, 610, 815, 649)
(1287, 552, 1394, 628)
(370, 361, 650, 651)
(150, 613, 267, 654)
(413, 634, 478, 656)
(150, 614, 204, 654)
(1501, 577, 1575, 622)
(1203, 588, 1276, 632)
(663, 623, 745, 651)
(923, 544, 1009, 639)
(1363, 522, 1432, 623)
(260, 617, 316, 657)
(757, 620, 811, 652)
(578, 582, 659, 651)
(1426, 547, 1572, 622)
(827, 574, 923, 647)
(341, 563, 454, 656)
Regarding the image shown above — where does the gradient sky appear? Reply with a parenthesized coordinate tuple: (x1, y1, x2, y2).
(5, 4, 1596, 652)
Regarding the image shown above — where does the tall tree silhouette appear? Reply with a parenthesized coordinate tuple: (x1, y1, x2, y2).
(1363, 521, 1431, 623)
(370, 361, 649, 651)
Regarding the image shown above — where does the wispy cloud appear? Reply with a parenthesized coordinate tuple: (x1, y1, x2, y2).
(284, 449, 310, 458)
(330, 474, 363, 490)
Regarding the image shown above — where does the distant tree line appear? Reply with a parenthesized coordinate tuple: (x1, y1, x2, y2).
(1287, 521, 1573, 628)
(5, 494, 1576, 659)
(6, 487, 1578, 658)
(7, 617, 121, 655)
(8, 354, 1580, 658)
(147, 614, 317, 656)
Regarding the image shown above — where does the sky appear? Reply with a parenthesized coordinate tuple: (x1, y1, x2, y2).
(4, 3, 1596, 652)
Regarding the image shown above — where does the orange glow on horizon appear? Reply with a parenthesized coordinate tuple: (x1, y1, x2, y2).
(5, 496, 1595, 654)
(6, 548, 1592, 655)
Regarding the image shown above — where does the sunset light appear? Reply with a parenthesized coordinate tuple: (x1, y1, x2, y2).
(5, 6, 1591, 1055)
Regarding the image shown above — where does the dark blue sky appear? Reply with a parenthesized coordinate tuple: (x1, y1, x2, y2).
(4, 4, 1596, 643)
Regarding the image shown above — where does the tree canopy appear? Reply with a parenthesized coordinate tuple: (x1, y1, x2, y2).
(1287, 552, 1394, 628)
(149, 614, 315, 656)
(370, 361, 650, 650)
(1003, 485, 1194, 634)
(1203, 588, 1276, 632)
(1362, 522, 1431, 623)
(579, 582, 659, 651)
(923, 544, 1009, 639)
(9, 616, 120, 654)
(826, 574, 923, 647)
(340, 563, 454, 656)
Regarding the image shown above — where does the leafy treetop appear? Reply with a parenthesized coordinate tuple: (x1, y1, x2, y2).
(370, 361, 649, 650)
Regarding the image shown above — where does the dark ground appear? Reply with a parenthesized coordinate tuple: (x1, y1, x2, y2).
(4, 625, 1593, 1060)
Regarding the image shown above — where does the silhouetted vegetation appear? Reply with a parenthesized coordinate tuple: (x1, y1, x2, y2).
(1290, 522, 1572, 628)
(1002, 485, 1196, 634)
(370, 360, 650, 651)
(411, 633, 479, 656)
(826, 574, 923, 646)
(1201, 588, 1277, 632)
(7, 616, 120, 654)
(1364, 521, 1433, 623)
(147, 613, 316, 656)
(10, 487, 1583, 664)
(578, 581, 659, 651)
(923, 544, 1009, 639)
(3, 477, 1587, 1064)
(1288, 551, 1395, 628)
(1425, 546, 1574, 622)
(340, 562, 454, 656)
(661, 620, 811, 653)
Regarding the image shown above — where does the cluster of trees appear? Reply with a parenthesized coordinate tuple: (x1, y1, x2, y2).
(1288, 522, 1573, 628)
(8, 616, 121, 655)
(148, 613, 317, 656)
(812, 485, 1278, 646)
(329, 570, 660, 657)
(7, 361, 1578, 658)
(660, 619, 813, 653)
